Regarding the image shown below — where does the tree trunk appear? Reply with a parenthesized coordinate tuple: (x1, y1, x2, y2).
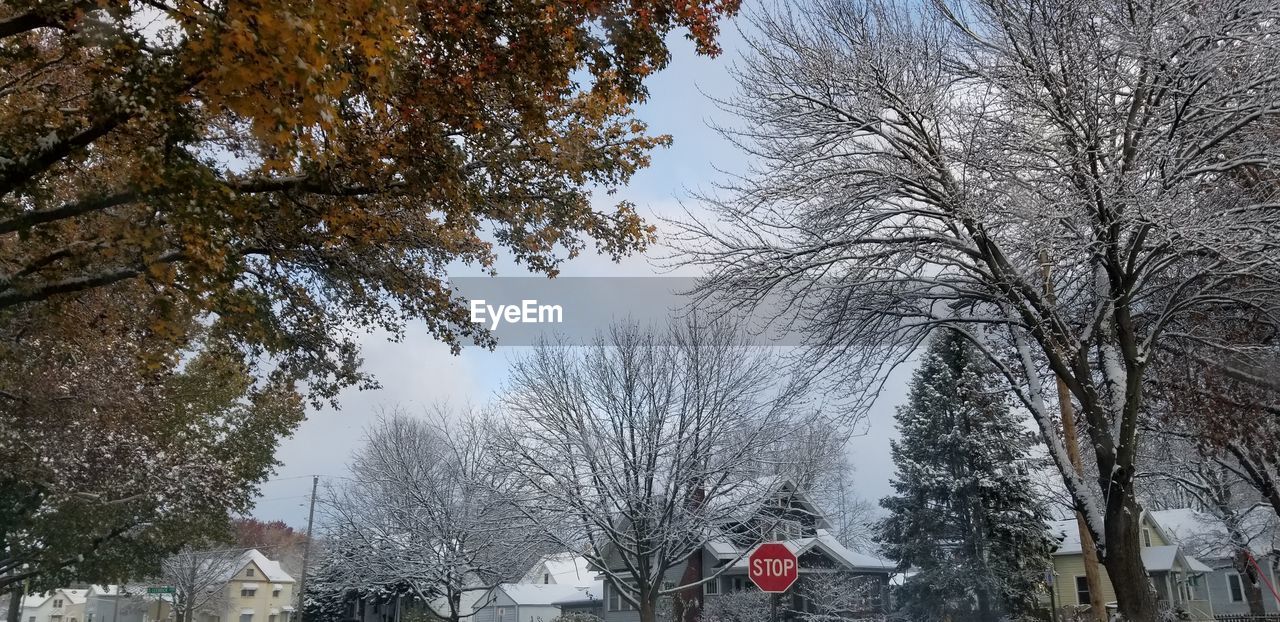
(638, 597, 658, 622)
(7, 587, 21, 622)
(1101, 499, 1159, 622)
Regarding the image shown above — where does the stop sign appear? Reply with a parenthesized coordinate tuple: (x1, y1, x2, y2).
(748, 542, 799, 593)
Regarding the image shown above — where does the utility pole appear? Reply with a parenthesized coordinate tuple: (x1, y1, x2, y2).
(296, 476, 319, 622)
(1040, 252, 1107, 622)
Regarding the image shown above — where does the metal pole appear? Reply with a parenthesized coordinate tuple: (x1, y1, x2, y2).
(769, 593, 778, 622)
(296, 476, 319, 622)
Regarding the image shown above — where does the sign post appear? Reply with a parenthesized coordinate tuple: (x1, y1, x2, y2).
(749, 543, 798, 622)
(147, 587, 173, 622)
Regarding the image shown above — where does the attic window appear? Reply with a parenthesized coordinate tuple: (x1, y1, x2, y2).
(1142, 528, 1152, 547)
(247, 569, 256, 577)
(544, 573, 551, 584)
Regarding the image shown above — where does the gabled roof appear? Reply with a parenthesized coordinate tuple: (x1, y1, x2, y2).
(21, 589, 88, 609)
(710, 477, 832, 530)
(1049, 518, 1213, 574)
(724, 530, 894, 573)
(1150, 508, 1280, 561)
(225, 549, 295, 583)
(521, 552, 595, 587)
(498, 583, 593, 606)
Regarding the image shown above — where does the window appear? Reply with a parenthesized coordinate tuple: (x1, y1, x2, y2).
(246, 569, 255, 578)
(607, 583, 637, 612)
(495, 608, 506, 622)
(543, 573, 551, 584)
(28, 617, 35, 622)
(704, 579, 719, 595)
(726, 576, 751, 592)
(272, 590, 280, 598)
(241, 588, 257, 597)
(54, 600, 64, 608)
(240, 615, 253, 622)
(269, 615, 277, 622)
(1075, 576, 1091, 605)
(1142, 528, 1152, 547)
(1228, 573, 1245, 602)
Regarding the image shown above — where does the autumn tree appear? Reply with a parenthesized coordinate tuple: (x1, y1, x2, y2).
(675, 0, 1280, 617)
(0, 0, 740, 402)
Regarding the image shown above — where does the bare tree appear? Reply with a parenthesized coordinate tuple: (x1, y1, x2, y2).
(320, 408, 547, 622)
(674, 0, 1280, 617)
(498, 319, 830, 622)
(160, 546, 243, 622)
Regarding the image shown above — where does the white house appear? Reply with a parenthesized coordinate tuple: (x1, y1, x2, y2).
(22, 589, 88, 622)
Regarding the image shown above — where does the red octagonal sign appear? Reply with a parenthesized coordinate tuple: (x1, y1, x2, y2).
(748, 542, 799, 593)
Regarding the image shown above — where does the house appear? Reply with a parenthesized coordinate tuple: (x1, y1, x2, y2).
(84, 585, 165, 622)
(21, 589, 88, 622)
(594, 479, 895, 622)
(468, 584, 603, 622)
(1048, 513, 1214, 619)
(214, 549, 297, 622)
(1151, 508, 1280, 615)
(181, 549, 295, 622)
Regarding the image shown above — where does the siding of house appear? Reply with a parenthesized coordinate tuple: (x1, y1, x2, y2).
(1051, 552, 1117, 609)
(1203, 565, 1280, 615)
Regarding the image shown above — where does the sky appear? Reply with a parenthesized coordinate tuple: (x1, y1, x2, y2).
(249, 21, 916, 533)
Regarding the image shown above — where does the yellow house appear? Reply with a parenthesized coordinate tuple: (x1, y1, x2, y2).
(1048, 512, 1215, 620)
(197, 550, 296, 622)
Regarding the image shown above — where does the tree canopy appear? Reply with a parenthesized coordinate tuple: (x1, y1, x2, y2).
(1, 0, 739, 401)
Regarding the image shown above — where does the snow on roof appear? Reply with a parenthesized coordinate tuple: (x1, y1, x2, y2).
(1150, 508, 1279, 561)
(499, 583, 594, 606)
(708, 477, 831, 530)
(521, 552, 595, 587)
(1142, 546, 1180, 572)
(727, 533, 894, 573)
(1049, 519, 1085, 555)
(225, 549, 294, 583)
(20, 589, 87, 609)
(549, 581, 604, 605)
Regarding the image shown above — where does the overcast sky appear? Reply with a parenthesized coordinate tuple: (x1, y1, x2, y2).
(249, 21, 916, 535)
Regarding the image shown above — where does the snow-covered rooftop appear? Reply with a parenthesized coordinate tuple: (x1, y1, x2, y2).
(499, 583, 595, 606)
(521, 552, 596, 587)
(223, 549, 294, 583)
(1151, 508, 1279, 561)
(726, 531, 894, 572)
(1050, 518, 1212, 573)
(549, 581, 604, 605)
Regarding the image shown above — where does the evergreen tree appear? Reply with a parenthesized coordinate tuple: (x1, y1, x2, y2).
(876, 330, 1055, 621)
